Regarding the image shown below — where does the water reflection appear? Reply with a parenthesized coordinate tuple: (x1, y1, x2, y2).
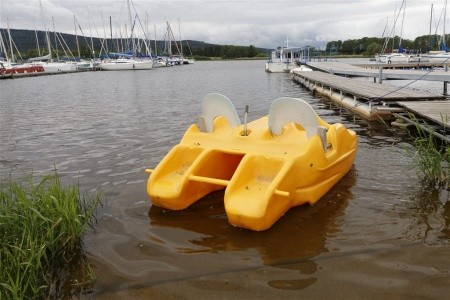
(148, 168, 356, 290)
(404, 182, 450, 244)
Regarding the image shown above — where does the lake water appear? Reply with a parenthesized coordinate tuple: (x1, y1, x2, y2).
(0, 60, 449, 298)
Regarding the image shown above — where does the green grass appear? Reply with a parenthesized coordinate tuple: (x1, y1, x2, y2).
(0, 171, 101, 299)
(405, 115, 449, 187)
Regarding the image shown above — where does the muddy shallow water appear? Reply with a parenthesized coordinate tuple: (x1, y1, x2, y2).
(1, 60, 448, 298)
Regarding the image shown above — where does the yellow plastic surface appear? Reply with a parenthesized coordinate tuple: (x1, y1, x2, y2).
(147, 112, 357, 231)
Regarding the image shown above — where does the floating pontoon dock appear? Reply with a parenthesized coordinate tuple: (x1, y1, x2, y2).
(292, 69, 446, 121)
(306, 61, 450, 84)
(292, 61, 449, 142)
(394, 101, 450, 143)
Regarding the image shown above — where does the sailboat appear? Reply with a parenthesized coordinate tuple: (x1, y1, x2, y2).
(177, 19, 195, 65)
(375, 0, 414, 63)
(427, 0, 450, 63)
(26, 0, 77, 73)
(99, 0, 153, 71)
(99, 56, 153, 70)
(158, 20, 194, 66)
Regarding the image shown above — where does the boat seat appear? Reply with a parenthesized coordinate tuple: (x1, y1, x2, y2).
(200, 93, 241, 132)
(268, 97, 319, 139)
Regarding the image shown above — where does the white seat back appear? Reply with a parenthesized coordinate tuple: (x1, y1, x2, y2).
(268, 97, 319, 138)
(201, 93, 241, 132)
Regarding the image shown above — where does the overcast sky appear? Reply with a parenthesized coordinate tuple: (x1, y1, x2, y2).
(1, 0, 448, 49)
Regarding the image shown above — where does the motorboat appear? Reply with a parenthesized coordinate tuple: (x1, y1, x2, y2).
(265, 46, 304, 73)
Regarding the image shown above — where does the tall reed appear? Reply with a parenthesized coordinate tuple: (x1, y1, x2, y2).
(0, 172, 100, 299)
(406, 114, 449, 187)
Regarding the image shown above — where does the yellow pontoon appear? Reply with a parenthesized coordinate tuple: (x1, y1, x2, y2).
(145, 93, 357, 231)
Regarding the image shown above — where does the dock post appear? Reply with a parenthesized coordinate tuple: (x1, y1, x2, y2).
(378, 67, 383, 84)
(443, 62, 448, 95)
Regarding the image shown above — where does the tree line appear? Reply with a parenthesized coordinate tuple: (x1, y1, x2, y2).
(5, 28, 449, 60)
(0, 29, 268, 60)
(325, 34, 450, 55)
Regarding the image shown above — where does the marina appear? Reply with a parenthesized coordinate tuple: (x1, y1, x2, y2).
(2, 0, 450, 296)
(0, 59, 448, 298)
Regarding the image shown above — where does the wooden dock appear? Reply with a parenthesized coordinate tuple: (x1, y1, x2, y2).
(292, 63, 450, 141)
(292, 70, 446, 121)
(396, 101, 449, 127)
(305, 61, 450, 83)
(293, 70, 444, 100)
(0, 69, 91, 79)
(394, 101, 450, 143)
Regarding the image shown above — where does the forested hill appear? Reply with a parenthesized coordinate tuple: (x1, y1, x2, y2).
(0, 28, 270, 59)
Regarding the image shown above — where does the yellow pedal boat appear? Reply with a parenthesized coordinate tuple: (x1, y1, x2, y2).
(145, 93, 357, 231)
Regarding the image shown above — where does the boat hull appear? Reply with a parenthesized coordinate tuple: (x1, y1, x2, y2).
(265, 61, 298, 73)
(99, 59, 153, 70)
(0, 64, 45, 75)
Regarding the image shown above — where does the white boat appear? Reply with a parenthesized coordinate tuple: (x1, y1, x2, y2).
(425, 51, 450, 63)
(99, 58, 153, 70)
(425, 1, 450, 64)
(76, 59, 95, 71)
(375, 52, 412, 64)
(265, 37, 305, 73)
(374, 0, 424, 64)
(290, 65, 313, 73)
(166, 55, 181, 66)
(27, 55, 77, 73)
(152, 57, 168, 68)
(99, 0, 154, 71)
(32, 62, 77, 72)
(0, 60, 46, 76)
(181, 58, 195, 64)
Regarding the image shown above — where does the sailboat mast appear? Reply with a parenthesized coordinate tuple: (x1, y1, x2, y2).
(110, 16, 113, 52)
(39, 0, 52, 61)
(127, 0, 134, 57)
(444, 0, 447, 49)
(399, 0, 406, 49)
(74, 15, 80, 57)
(430, 4, 433, 37)
(0, 30, 8, 62)
(34, 23, 41, 56)
(52, 17, 59, 61)
(89, 15, 95, 59)
(167, 21, 172, 56)
(101, 11, 109, 53)
(178, 18, 183, 58)
(154, 24, 157, 56)
(7, 19, 14, 63)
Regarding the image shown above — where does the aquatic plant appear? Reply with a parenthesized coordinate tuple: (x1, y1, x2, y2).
(0, 172, 100, 299)
(406, 114, 449, 187)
